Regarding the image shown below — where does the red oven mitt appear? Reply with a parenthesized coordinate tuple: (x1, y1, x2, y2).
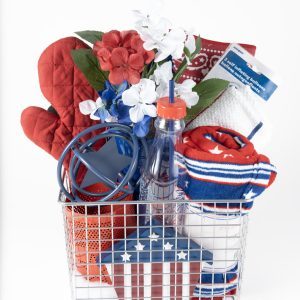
(173, 37, 256, 83)
(21, 37, 101, 163)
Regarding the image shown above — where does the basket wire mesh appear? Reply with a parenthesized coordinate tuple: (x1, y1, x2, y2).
(60, 194, 249, 300)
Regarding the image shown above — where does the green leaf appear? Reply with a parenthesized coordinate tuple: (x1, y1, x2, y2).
(193, 35, 201, 56)
(184, 47, 191, 59)
(186, 79, 230, 121)
(75, 30, 104, 44)
(71, 49, 108, 91)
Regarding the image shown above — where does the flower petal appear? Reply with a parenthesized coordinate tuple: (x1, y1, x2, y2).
(93, 40, 103, 53)
(110, 47, 129, 67)
(95, 97, 104, 107)
(122, 86, 140, 106)
(95, 48, 112, 71)
(133, 115, 151, 137)
(79, 100, 97, 115)
(117, 81, 129, 94)
(160, 28, 186, 60)
(128, 53, 144, 71)
(129, 104, 144, 123)
(90, 110, 101, 120)
(94, 108, 111, 121)
(185, 34, 196, 54)
(152, 61, 173, 85)
(127, 69, 141, 84)
(179, 79, 197, 90)
(139, 79, 157, 104)
(156, 82, 169, 98)
(130, 34, 144, 52)
(100, 87, 115, 106)
(144, 50, 155, 64)
(121, 30, 138, 48)
(109, 67, 128, 85)
(143, 40, 158, 51)
(142, 103, 157, 117)
(102, 30, 121, 48)
(117, 101, 132, 125)
(181, 91, 199, 108)
(154, 49, 170, 63)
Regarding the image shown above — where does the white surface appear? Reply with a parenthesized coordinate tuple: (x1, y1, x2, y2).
(0, 0, 300, 299)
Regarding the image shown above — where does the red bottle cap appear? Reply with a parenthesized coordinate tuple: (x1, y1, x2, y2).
(157, 97, 186, 120)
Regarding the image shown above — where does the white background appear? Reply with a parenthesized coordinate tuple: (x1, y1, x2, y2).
(1, 0, 300, 299)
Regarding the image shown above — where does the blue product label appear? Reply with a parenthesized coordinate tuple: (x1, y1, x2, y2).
(220, 50, 277, 101)
(115, 137, 133, 157)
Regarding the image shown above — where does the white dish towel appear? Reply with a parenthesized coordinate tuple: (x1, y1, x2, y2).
(186, 85, 271, 149)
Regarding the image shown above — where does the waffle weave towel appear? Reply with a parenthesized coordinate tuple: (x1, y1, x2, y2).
(186, 85, 270, 148)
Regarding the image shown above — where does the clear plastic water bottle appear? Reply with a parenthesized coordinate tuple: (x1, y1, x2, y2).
(139, 94, 186, 225)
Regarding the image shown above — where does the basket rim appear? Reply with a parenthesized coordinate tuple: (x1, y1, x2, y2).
(58, 191, 253, 206)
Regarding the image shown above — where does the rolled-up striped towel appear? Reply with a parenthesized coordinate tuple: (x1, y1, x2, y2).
(175, 126, 277, 207)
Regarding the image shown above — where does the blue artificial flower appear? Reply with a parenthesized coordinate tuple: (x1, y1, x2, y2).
(117, 101, 132, 125)
(96, 80, 154, 137)
(99, 81, 128, 108)
(98, 80, 130, 121)
(133, 115, 152, 138)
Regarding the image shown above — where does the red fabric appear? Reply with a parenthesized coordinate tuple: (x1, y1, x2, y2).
(110, 262, 201, 299)
(173, 37, 256, 83)
(21, 37, 103, 164)
(107, 263, 235, 299)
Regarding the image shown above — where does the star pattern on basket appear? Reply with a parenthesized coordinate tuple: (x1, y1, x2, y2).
(135, 242, 146, 251)
(121, 252, 132, 262)
(177, 251, 187, 260)
(98, 219, 212, 264)
(163, 242, 173, 250)
(148, 232, 160, 242)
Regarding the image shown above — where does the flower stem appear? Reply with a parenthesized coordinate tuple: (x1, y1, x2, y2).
(173, 57, 188, 82)
(142, 64, 149, 78)
(146, 62, 157, 78)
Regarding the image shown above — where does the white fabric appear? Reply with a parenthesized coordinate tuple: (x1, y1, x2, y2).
(183, 204, 244, 270)
(186, 85, 271, 148)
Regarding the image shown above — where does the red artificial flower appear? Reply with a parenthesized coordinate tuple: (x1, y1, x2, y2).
(94, 30, 155, 85)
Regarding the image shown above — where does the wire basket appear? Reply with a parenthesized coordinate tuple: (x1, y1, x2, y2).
(59, 194, 249, 300)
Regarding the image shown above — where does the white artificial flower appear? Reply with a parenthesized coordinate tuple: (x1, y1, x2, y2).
(133, 9, 186, 63)
(184, 30, 196, 54)
(151, 61, 173, 96)
(133, 1, 166, 31)
(151, 61, 173, 85)
(133, 10, 171, 52)
(122, 79, 158, 123)
(151, 63, 199, 108)
(175, 79, 199, 108)
(79, 97, 112, 122)
(155, 28, 186, 62)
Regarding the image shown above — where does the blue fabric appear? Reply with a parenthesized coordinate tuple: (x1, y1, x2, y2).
(194, 264, 238, 297)
(201, 264, 238, 284)
(194, 284, 237, 297)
